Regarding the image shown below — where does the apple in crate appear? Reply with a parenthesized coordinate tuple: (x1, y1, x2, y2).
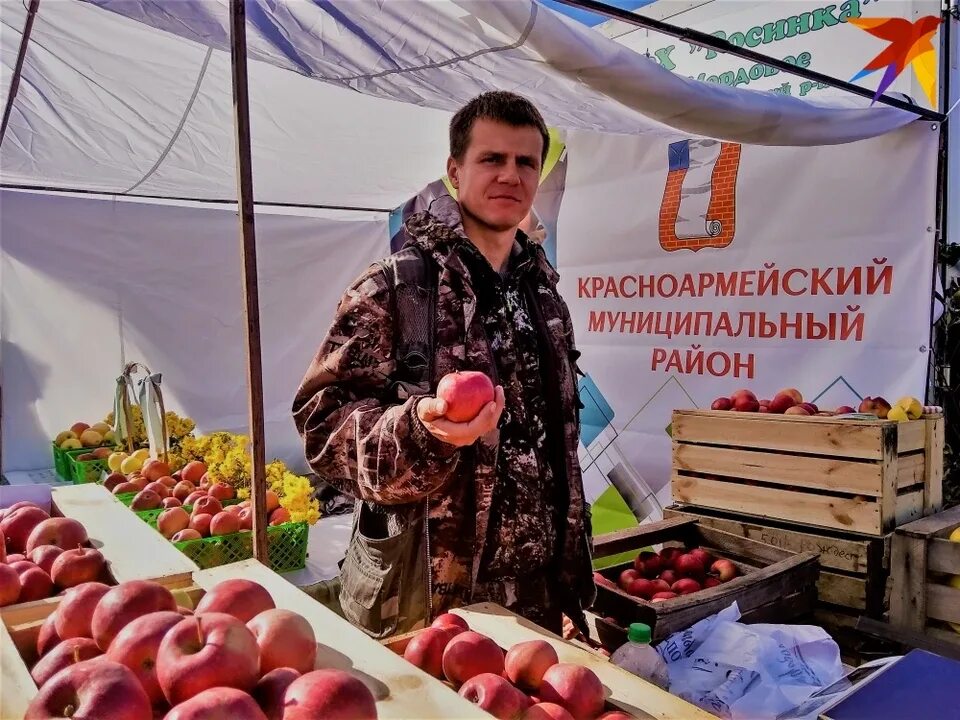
(283, 669, 378, 720)
(50, 547, 105, 588)
(14, 562, 54, 601)
(30, 545, 64, 575)
(711, 558, 739, 582)
(442, 631, 505, 686)
(107, 610, 188, 706)
(36, 613, 61, 656)
(247, 608, 317, 675)
(25, 660, 151, 720)
(710, 397, 732, 411)
(157, 508, 190, 539)
(92, 580, 177, 651)
(674, 553, 705, 579)
(30, 637, 102, 686)
(180, 461, 207, 486)
(730, 389, 759, 412)
(269, 507, 292, 526)
(57, 582, 110, 639)
(166, 687, 269, 720)
(173, 481, 196, 502)
(0, 564, 21, 606)
(253, 667, 300, 720)
(432, 612, 469, 632)
(539, 664, 605, 720)
(143, 481, 171, 499)
(459, 672, 533, 720)
(25, 518, 88, 554)
(1, 505, 50, 553)
(524, 703, 576, 720)
(209, 482, 235, 502)
(403, 626, 457, 678)
(436, 371, 496, 423)
(671, 578, 701, 595)
(188, 513, 213, 537)
(504, 639, 559, 692)
(192, 495, 222, 517)
(210, 511, 240, 537)
(194, 578, 276, 624)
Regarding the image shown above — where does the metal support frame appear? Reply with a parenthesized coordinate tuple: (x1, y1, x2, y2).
(550, 0, 945, 122)
(0, 0, 40, 147)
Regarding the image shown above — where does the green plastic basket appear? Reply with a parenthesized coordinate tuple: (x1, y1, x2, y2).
(52, 443, 90, 480)
(64, 451, 110, 484)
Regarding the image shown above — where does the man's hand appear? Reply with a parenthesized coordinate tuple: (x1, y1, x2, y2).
(417, 386, 505, 447)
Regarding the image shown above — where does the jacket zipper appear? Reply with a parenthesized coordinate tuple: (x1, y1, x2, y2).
(424, 495, 433, 624)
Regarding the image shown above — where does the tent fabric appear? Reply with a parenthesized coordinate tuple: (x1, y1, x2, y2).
(1, 0, 920, 208)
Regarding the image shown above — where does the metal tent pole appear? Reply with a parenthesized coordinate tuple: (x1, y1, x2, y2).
(228, 0, 269, 564)
(550, 0, 945, 122)
(0, 0, 40, 147)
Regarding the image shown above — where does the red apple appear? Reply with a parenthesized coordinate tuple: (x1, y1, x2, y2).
(30, 637, 102, 686)
(157, 507, 191, 539)
(759, 405, 772, 413)
(597, 713, 635, 720)
(436, 371, 496, 423)
(189, 513, 212, 537)
(592, 572, 616, 591)
(1, 506, 50, 553)
(26, 517, 88, 554)
(24, 659, 151, 720)
(432, 612, 469, 632)
(651, 591, 678, 601)
(403, 626, 456, 678)
(199, 474, 213, 492)
(247, 608, 317, 675)
(225, 504, 243, 516)
(264, 490, 280, 513)
(282, 668, 378, 720)
(30, 545, 65, 574)
(0, 527, 5, 562)
(703, 577, 722, 589)
(130, 489, 163, 511)
(618, 569, 639, 590)
(768, 392, 797, 414)
(523, 703, 576, 720)
(195, 578, 275, 623)
(172, 529, 202, 542)
(5, 553, 26, 563)
(253, 667, 300, 720)
(442, 631, 505, 686)
(180, 461, 206, 486)
(92, 580, 177, 651)
(671, 578, 701, 595)
(836, 405, 856, 414)
(459, 672, 533, 720)
(4, 501, 42, 513)
(658, 547, 683, 570)
(157, 475, 178, 489)
(238, 508, 254, 531)
(627, 578, 656, 600)
(210, 511, 240, 537)
(733, 397, 760, 412)
(127, 475, 149, 491)
(113, 481, 141, 495)
(142, 460, 171, 483)
(711, 558, 738, 582)
(37, 612, 61, 656)
(0, 563, 21, 606)
(650, 578, 671, 594)
(165, 686, 268, 719)
(785, 405, 812, 416)
(162, 497, 183, 508)
(688, 547, 714, 570)
(143, 481, 170, 499)
(636, 551, 661, 578)
(70, 422, 90, 435)
(16, 563, 54, 601)
(658, 570, 678, 586)
(103, 472, 127, 491)
(106, 610, 184, 706)
(269, 507, 291, 526)
(191, 496, 222, 517)
(184, 490, 206, 506)
(539, 663, 605, 720)
(505, 639, 559, 692)
(209, 482, 236, 502)
(50, 547, 105, 588)
(156, 612, 259, 705)
(674, 553, 705, 579)
(710, 397, 732, 411)
(57, 582, 110, 639)
(173, 481, 196, 502)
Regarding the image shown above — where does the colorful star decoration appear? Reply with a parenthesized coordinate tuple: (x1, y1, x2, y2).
(849, 15, 941, 108)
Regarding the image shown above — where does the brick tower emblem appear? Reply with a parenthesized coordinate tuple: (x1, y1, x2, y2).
(659, 139, 741, 252)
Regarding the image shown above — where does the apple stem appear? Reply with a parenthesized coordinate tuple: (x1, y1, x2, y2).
(195, 615, 202, 646)
(72, 645, 80, 665)
(64, 705, 76, 718)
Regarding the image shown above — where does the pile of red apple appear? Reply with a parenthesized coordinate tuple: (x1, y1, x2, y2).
(594, 546, 739, 602)
(0, 502, 105, 606)
(24, 577, 378, 719)
(103, 459, 291, 542)
(710, 387, 857, 417)
(401, 614, 631, 720)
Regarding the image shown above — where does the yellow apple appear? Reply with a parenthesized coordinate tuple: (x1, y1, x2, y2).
(108, 452, 129, 472)
(54, 430, 77, 445)
(90, 422, 112, 435)
(102, 430, 117, 444)
(60, 438, 82, 450)
(79, 429, 103, 447)
(886, 406, 909, 423)
(120, 455, 144, 475)
(133, 449, 151, 461)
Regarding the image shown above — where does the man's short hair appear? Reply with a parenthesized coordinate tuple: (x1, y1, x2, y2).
(450, 91, 550, 166)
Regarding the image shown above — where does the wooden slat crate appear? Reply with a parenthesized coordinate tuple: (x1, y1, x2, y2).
(670, 410, 944, 536)
(1, 560, 489, 720)
(664, 505, 891, 618)
(590, 516, 819, 644)
(888, 505, 960, 650)
(383, 603, 714, 720)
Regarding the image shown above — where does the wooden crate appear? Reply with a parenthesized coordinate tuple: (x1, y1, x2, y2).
(590, 516, 819, 644)
(0, 560, 489, 720)
(664, 505, 891, 618)
(383, 603, 714, 720)
(670, 410, 944, 536)
(888, 505, 960, 650)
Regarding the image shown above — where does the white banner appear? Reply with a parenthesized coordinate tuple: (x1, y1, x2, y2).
(559, 121, 939, 510)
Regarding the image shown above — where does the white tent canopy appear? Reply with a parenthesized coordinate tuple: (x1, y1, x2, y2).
(1, 0, 923, 208)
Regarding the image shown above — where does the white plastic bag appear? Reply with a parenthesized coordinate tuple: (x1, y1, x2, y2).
(655, 602, 844, 720)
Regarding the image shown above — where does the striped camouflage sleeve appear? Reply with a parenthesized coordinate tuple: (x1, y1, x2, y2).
(292, 264, 459, 505)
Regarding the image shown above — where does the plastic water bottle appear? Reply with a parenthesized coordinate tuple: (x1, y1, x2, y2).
(610, 623, 670, 690)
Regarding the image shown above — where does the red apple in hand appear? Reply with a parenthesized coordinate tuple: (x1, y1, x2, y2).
(30, 637, 102, 686)
(107, 610, 183, 705)
(25, 660, 151, 720)
(57, 582, 110, 639)
(539, 664, 606, 720)
(165, 686, 268, 720)
(459, 673, 533, 720)
(0, 564, 21, 606)
(247, 608, 317, 675)
(157, 612, 259, 705)
(92, 580, 177, 651)
(283, 669, 378, 720)
(253, 667, 300, 720)
(436, 371, 496, 422)
(403, 626, 457, 678)
(195, 578, 275, 623)
(504, 639, 559, 692)
(442, 631, 505, 686)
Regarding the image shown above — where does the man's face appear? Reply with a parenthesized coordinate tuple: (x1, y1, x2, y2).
(447, 118, 543, 233)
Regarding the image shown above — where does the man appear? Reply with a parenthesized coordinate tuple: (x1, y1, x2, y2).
(293, 91, 594, 638)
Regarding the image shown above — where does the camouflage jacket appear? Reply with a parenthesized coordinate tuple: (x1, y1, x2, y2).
(292, 197, 595, 634)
